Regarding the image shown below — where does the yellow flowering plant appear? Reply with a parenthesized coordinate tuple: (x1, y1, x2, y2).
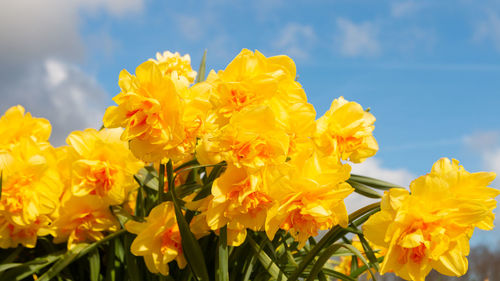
(0, 49, 498, 281)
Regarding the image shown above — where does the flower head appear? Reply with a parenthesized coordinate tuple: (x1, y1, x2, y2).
(315, 96, 378, 163)
(363, 158, 499, 281)
(0, 139, 63, 248)
(103, 61, 210, 162)
(65, 128, 143, 205)
(205, 164, 274, 246)
(0, 105, 51, 150)
(266, 152, 352, 247)
(151, 51, 197, 84)
(126, 202, 186, 276)
(51, 194, 120, 249)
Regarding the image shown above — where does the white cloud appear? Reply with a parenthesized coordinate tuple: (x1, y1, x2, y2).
(176, 15, 204, 41)
(274, 23, 316, 60)
(0, 59, 108, 145)
(335, 18, 380, 57)
(344, 158, 414, 213)
(391, 1, 421, 18)
(0, 0, 143, 145)
(474, 12, 500, 52)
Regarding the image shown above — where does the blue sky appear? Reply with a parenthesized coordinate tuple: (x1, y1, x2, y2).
(1, 0, 500, 245)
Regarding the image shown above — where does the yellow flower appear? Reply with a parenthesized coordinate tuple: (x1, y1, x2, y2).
(197, 106, 289, 169)
(65, 128, 143, 205)
(410, 158, 499, 230)
(205, 164, 274, 246)
(193, 49, 316, 158)
(363, 159, 498, 281)
(126, 202, 186, 276)
(364, 189, 473, 281)
(265, 152, 353, 248)
(0, 105, 51, 150)
(151, 50, 197, 84)
(103, 61, 210, 162)
(51, 194, 120, 249)
(315, 96, 378, 163)
(0, 139, 63, 248)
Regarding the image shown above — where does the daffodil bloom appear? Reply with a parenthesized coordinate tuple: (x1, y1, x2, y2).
(103, 61, 209, 162)
(193, 49, 316, 158)
(410, 158, 499, 230)
(151, 50, 197, 84)
(126, 202, 187, 276)
(65, 128, 143, 205)
(51, 194, 120, 249)
(197, 106, 289, 169)
(315, 96, 378, 163)
(0, 139, 63, 248)
(205, 164, 274, 246)
(0, 105, 51, 150)
(266, 152, 353, 247)
(363, 159, 498, 281)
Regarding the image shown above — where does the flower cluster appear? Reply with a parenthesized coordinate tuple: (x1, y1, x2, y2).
(0, 48, 497, 281)
(0, 106, 143, 250)
(100, 49, 378, 274)
(363, 158, 499, 281)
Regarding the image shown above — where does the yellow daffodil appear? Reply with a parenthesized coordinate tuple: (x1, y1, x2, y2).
(266, 152, 353, 247)
(193, 49, 316, 160)
(363, 159, 498, 281)
(197, 106, 289, 169)
(103, 61, 210, 162)
(126, 202, 186, 276)
(0, 139, 63, 248)
(0, 105, 51, 150)
(315, 96, 378, 163)
(205, 164, 274, 246)
(51, 194, 120, 249)
(65, 128, 143, 205)
(410, 158, 499, 230)
(151, 50, 197, 84)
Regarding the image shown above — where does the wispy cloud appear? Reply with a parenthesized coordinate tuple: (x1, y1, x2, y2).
(335, 18, 380, 57)
(474, 12, 500, 52)
(391, 0, 422, 18)
(0, 0, 143, 144)
(274, 23, 316, 59)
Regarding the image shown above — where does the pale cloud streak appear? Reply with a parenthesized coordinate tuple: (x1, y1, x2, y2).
(274, 23, 316, 59)
(335, 18, 380, 57)
(474, 12, 500, 52)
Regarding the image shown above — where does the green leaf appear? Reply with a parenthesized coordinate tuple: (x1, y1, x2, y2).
(88, 249, 100, 281)
(134, 166, 159, 191)
(195, 50, 207, 83)
(357, 233, 379, 271)
(306, 243, 342, 281)
(159, 163, 166, 203)
(248, 237, 288, 281)
(349, 174, 404, 190)
(167, 160, 210, 281)
(217, 226, 229, 281)
(0, 263, 23, 273)
(36, 229, 126, 281)
(347, 180, 382, 199)
(1, 250, 65, 281)
(341, 244, 376, 280)
(37, 244, 88, 281)
(124, 233, 142, 281)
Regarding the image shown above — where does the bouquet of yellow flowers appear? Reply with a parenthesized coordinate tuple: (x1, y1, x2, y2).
(0, 49, 498, 281)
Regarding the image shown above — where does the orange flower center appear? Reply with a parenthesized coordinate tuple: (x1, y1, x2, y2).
(160, 225, 182, 255)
